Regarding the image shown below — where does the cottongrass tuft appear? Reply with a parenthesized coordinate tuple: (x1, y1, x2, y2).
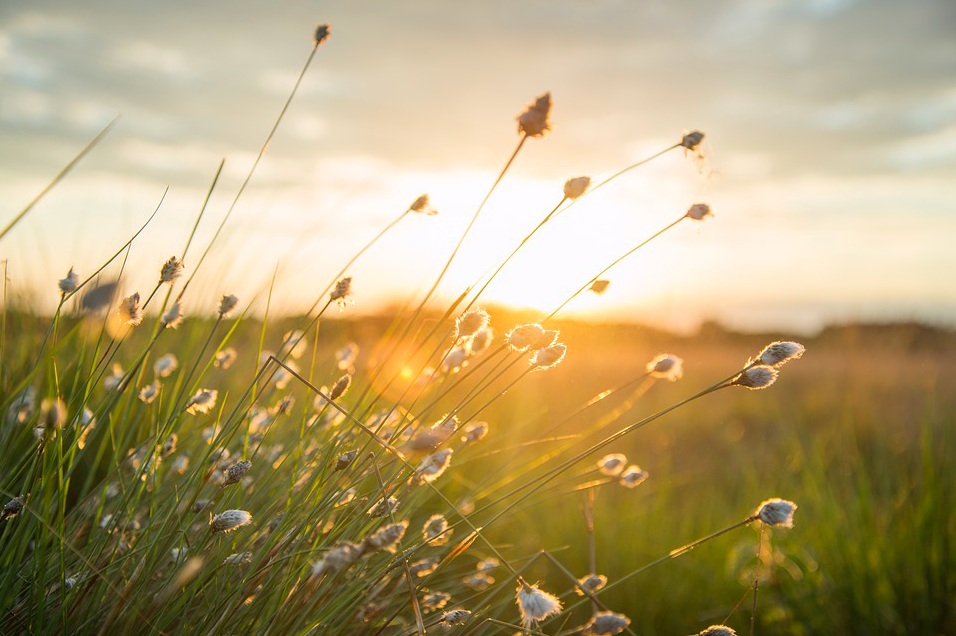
(153, 353, 178, 378)
(563, 176, 591, 200)
(6, 386, 36, 425)
(39, 398, 67, 431)
(597, 453, 627, 476)
(471, 327, 493, 354)
(218, 294, 239, 318)
(456, 309, 490, 340)
(619, 465, 648, 488)
(409, 557, 439, 577)
(515, 581, 563, 628)
(330, 277, 353, 309)
(507, 323, 547, 351)
(464, 572, 494, 590)
(423, 514, 451, 545)
(313, 541, 362, 576)
(334, 449, 358, 471)
(214, 348, 237, 369)
(698, 626, 737, 636)
(409, 193, 437, 215)
(329, 374, 351, 401)
(223, 460, 252, 487)
(2, 495, 25, 520)
(442, 344, 470, 373)
(186, 389, 218, 414)
(646, 353, 684, 381)
(159, 256, 184, 284)
(533, 343, 567, 369)
(582, 610, 631, 636)
(161, 301, 184, 328)
(731, 365, 778, 390)
(755, 341, 805, 367)
(755, 498, 797, 528)
(441, 609, 472, 626)
(681, 130, 705, 151)
(461, 421, 489, 443)
(415, 448, 453, 483)
(314, 23, 330, 45)
(209, 509, 252, 533)
(222, 552, 253, 565)
(589, 279, 610, 294)
(58, 268, 79, 295)
(368, 496, 399, 517)
(518, 92, 552, 138)
(366, 520, 408, 552)
(576, 573, 607, 595)
(685, 203, 713, 221)
(138, 382, 159, 404)
(118, 293, 143, 326)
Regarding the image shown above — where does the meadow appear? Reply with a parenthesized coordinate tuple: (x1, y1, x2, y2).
(1, 20, 954, 636)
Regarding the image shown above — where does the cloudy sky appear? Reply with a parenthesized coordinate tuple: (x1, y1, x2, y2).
(1, 0, 954, 332)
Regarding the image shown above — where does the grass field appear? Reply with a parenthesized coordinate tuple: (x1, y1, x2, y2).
(1, 305, 952, 635)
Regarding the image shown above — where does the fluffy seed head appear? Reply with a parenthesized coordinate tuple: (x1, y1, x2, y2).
(583, 611, 631, 636)
(732, 365, 778, 390)
(517, 92, 553, 138)
(423, 514, 451, 545)
(619, 465, 648, 488)
(160, 434, 178, 457)
(533, 343, 567, 369)
(214, 348, 237, 369)
(646, 353, 684, 381)
(160, 256, 184, 283)
(218, 294, 238, 318)
(686, 203, 713, 221)
(329, 374, 351, 401)
(118, 293, 143, 326)
(6, 386, 36, 425)
(507, 323, 546, 351)
(409, 558, 439, 577)
(2, 495, 25, 520)
(368, 496, 399, 517)
(681, 130, 705, 150)
(39, 398, 67, 432)
(442, 344, 470, 374)
(161, 302, 184, 329)
(464, 572, 495, 590)
(576, 573, 607, 595)
(597, 453, 627, 476)
(59, 268, 79, 294)
(222, 460, 252, 487)
(409, 193, 437, 215)
(314, 23, 330, 45)
(563, 176, 591, 200)
(756, 341, 805, 367)
(457, 309, 490, 339)
(366, 520, 408, 552)
(279, 330, 308, 359)
(186, 389, 218, 414)
(334, 449, 358, 471)
(138, 382, 159, 404)
(441, 610, 472, 626)
(223, 552, 252, 565)
(515, 581, 563, 628)
(477, 557, 500, 573)
(210, 509, 252, 533)
(589, 279, 610, 295)
(470, 327, 493, 354)
(330, 277, 353, 308)
(755, 498, 797, 528)
(462, 421, 489, 443)
(699, 626, 737, 636)
(416, 448, 453, 483)
(154, 353, 178, 378)
(314, 541, 362, 575)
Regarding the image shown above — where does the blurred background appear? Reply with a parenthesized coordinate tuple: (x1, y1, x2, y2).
(2, 0, 954, 333)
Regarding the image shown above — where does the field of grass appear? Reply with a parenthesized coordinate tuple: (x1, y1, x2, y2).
(1, 303, 953, 635)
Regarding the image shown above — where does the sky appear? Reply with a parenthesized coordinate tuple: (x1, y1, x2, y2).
(1, 0, 954, 333)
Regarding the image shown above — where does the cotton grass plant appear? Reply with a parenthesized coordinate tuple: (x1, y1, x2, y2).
(0, 20, 815, 636)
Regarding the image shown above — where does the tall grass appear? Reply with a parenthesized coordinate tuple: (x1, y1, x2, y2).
(1, 20, 953, 636)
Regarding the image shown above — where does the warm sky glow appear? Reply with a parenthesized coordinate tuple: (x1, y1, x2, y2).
(1, 0, 954, 333)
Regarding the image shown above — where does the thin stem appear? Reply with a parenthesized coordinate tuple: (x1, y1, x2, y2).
(0, 116, 120, 242)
